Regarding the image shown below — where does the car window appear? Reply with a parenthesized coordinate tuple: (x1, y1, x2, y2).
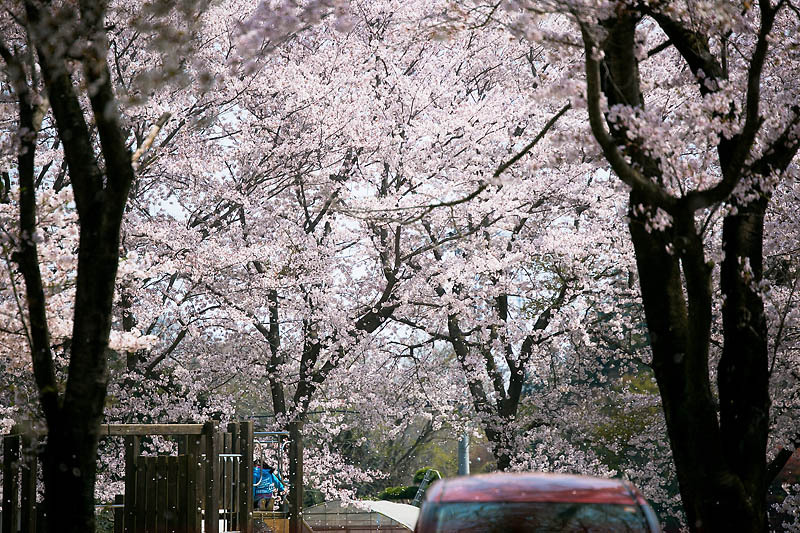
(424, 501, 650, 532)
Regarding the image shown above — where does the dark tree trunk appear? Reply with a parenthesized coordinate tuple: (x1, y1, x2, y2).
(628, 199, 730, 531)
(628, 198, 770, 533)
(38, 210, 125, 532)
(40, 418, 103, 532)
(488, 425, 513, 472)
(717, 199, 770, 531)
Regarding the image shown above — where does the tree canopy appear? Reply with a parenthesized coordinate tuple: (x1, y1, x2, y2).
(1, 1, 799, 532)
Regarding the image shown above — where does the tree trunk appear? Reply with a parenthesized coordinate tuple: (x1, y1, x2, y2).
(628, 197, 770, 532)
(628, 203, 719, 530)
(288, 419, 305, 533)
(35, 230, 122, 532)
(482, 415, 515, 471)
(493, 440, 512, 472)
(717, 199, 770, 532)
(40, 419, 102, 532)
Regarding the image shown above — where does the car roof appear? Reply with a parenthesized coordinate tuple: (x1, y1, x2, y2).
(423, 472, 641, 506)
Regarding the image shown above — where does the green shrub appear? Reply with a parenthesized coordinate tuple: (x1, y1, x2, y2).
(378, 485, 419, 500)
(413, 467, 441, 485)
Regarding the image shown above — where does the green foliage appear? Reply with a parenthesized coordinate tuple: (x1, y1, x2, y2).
(377, 485, 419, 500)
(590, 369, 661, 472)
(304, 488, 325, 507)
(413, 466, 441, 485)
(377, 466, 442, 501)
(619, 372, 659, 395)
(95, 508, 114, 533)
(591, 404, 660, 470)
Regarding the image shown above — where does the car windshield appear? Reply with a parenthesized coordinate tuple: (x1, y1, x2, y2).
(425, 501, 650, 532)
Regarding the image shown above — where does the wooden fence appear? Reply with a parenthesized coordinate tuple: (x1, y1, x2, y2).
(1, 421, 255, 533)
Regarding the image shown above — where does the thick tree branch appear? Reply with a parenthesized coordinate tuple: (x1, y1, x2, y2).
(0, 39, 60, 423)
(644, 9, 725, 92)
(447, 314, 493, 418)
(677, 2, 780, 211)
(767, 446, 797, 484)
(25, 1, 104, 216)
(579, 24, 675, 209)
(749, 106, 800, 178)
(78, 0, 135, 204)
(144, 328, 188, 376)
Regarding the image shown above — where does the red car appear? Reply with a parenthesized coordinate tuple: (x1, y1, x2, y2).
(415, 472, 661, 532)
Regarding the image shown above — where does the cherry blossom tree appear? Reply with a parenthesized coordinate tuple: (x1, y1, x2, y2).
(0, 0, 234, 529)
(493, 0, 800, 530)
(0, 0, 148, 529)
(1, 1, 363, 528)
(125, 4, 553, 527)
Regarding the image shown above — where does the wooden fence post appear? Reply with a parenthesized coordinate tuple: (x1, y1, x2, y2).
(167, 455, 178, 533)
(2, 429, 20, 533)
(135, 455, 148, 531)
(19, 426, 37, 533)
(123, 435, 140, 533)
(146, 457, 157, 533)
(238, 421, 253, 533)
(203, 421, 219, 533)
(187, 433, 201, 532)
(226, 423, 239, 531)
(156, 455, 168, 533)
(177, 453, 188, 533)
(222, 431, 232, 528)
(114, 494, 124, 533)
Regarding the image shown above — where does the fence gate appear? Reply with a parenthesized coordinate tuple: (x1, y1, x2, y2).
(107, 421, 253, 533)
(126, 454, 193, 531)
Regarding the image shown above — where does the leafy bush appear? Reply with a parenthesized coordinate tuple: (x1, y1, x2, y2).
(377, 485, 419, 500)
(413, 467, 441, 485)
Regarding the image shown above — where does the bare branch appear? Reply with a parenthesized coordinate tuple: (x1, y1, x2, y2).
(131, 112, 172, 171)
(493, 102, 571, 178)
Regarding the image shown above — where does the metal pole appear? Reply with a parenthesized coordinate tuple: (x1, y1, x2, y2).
(457, 433, 470, 476)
